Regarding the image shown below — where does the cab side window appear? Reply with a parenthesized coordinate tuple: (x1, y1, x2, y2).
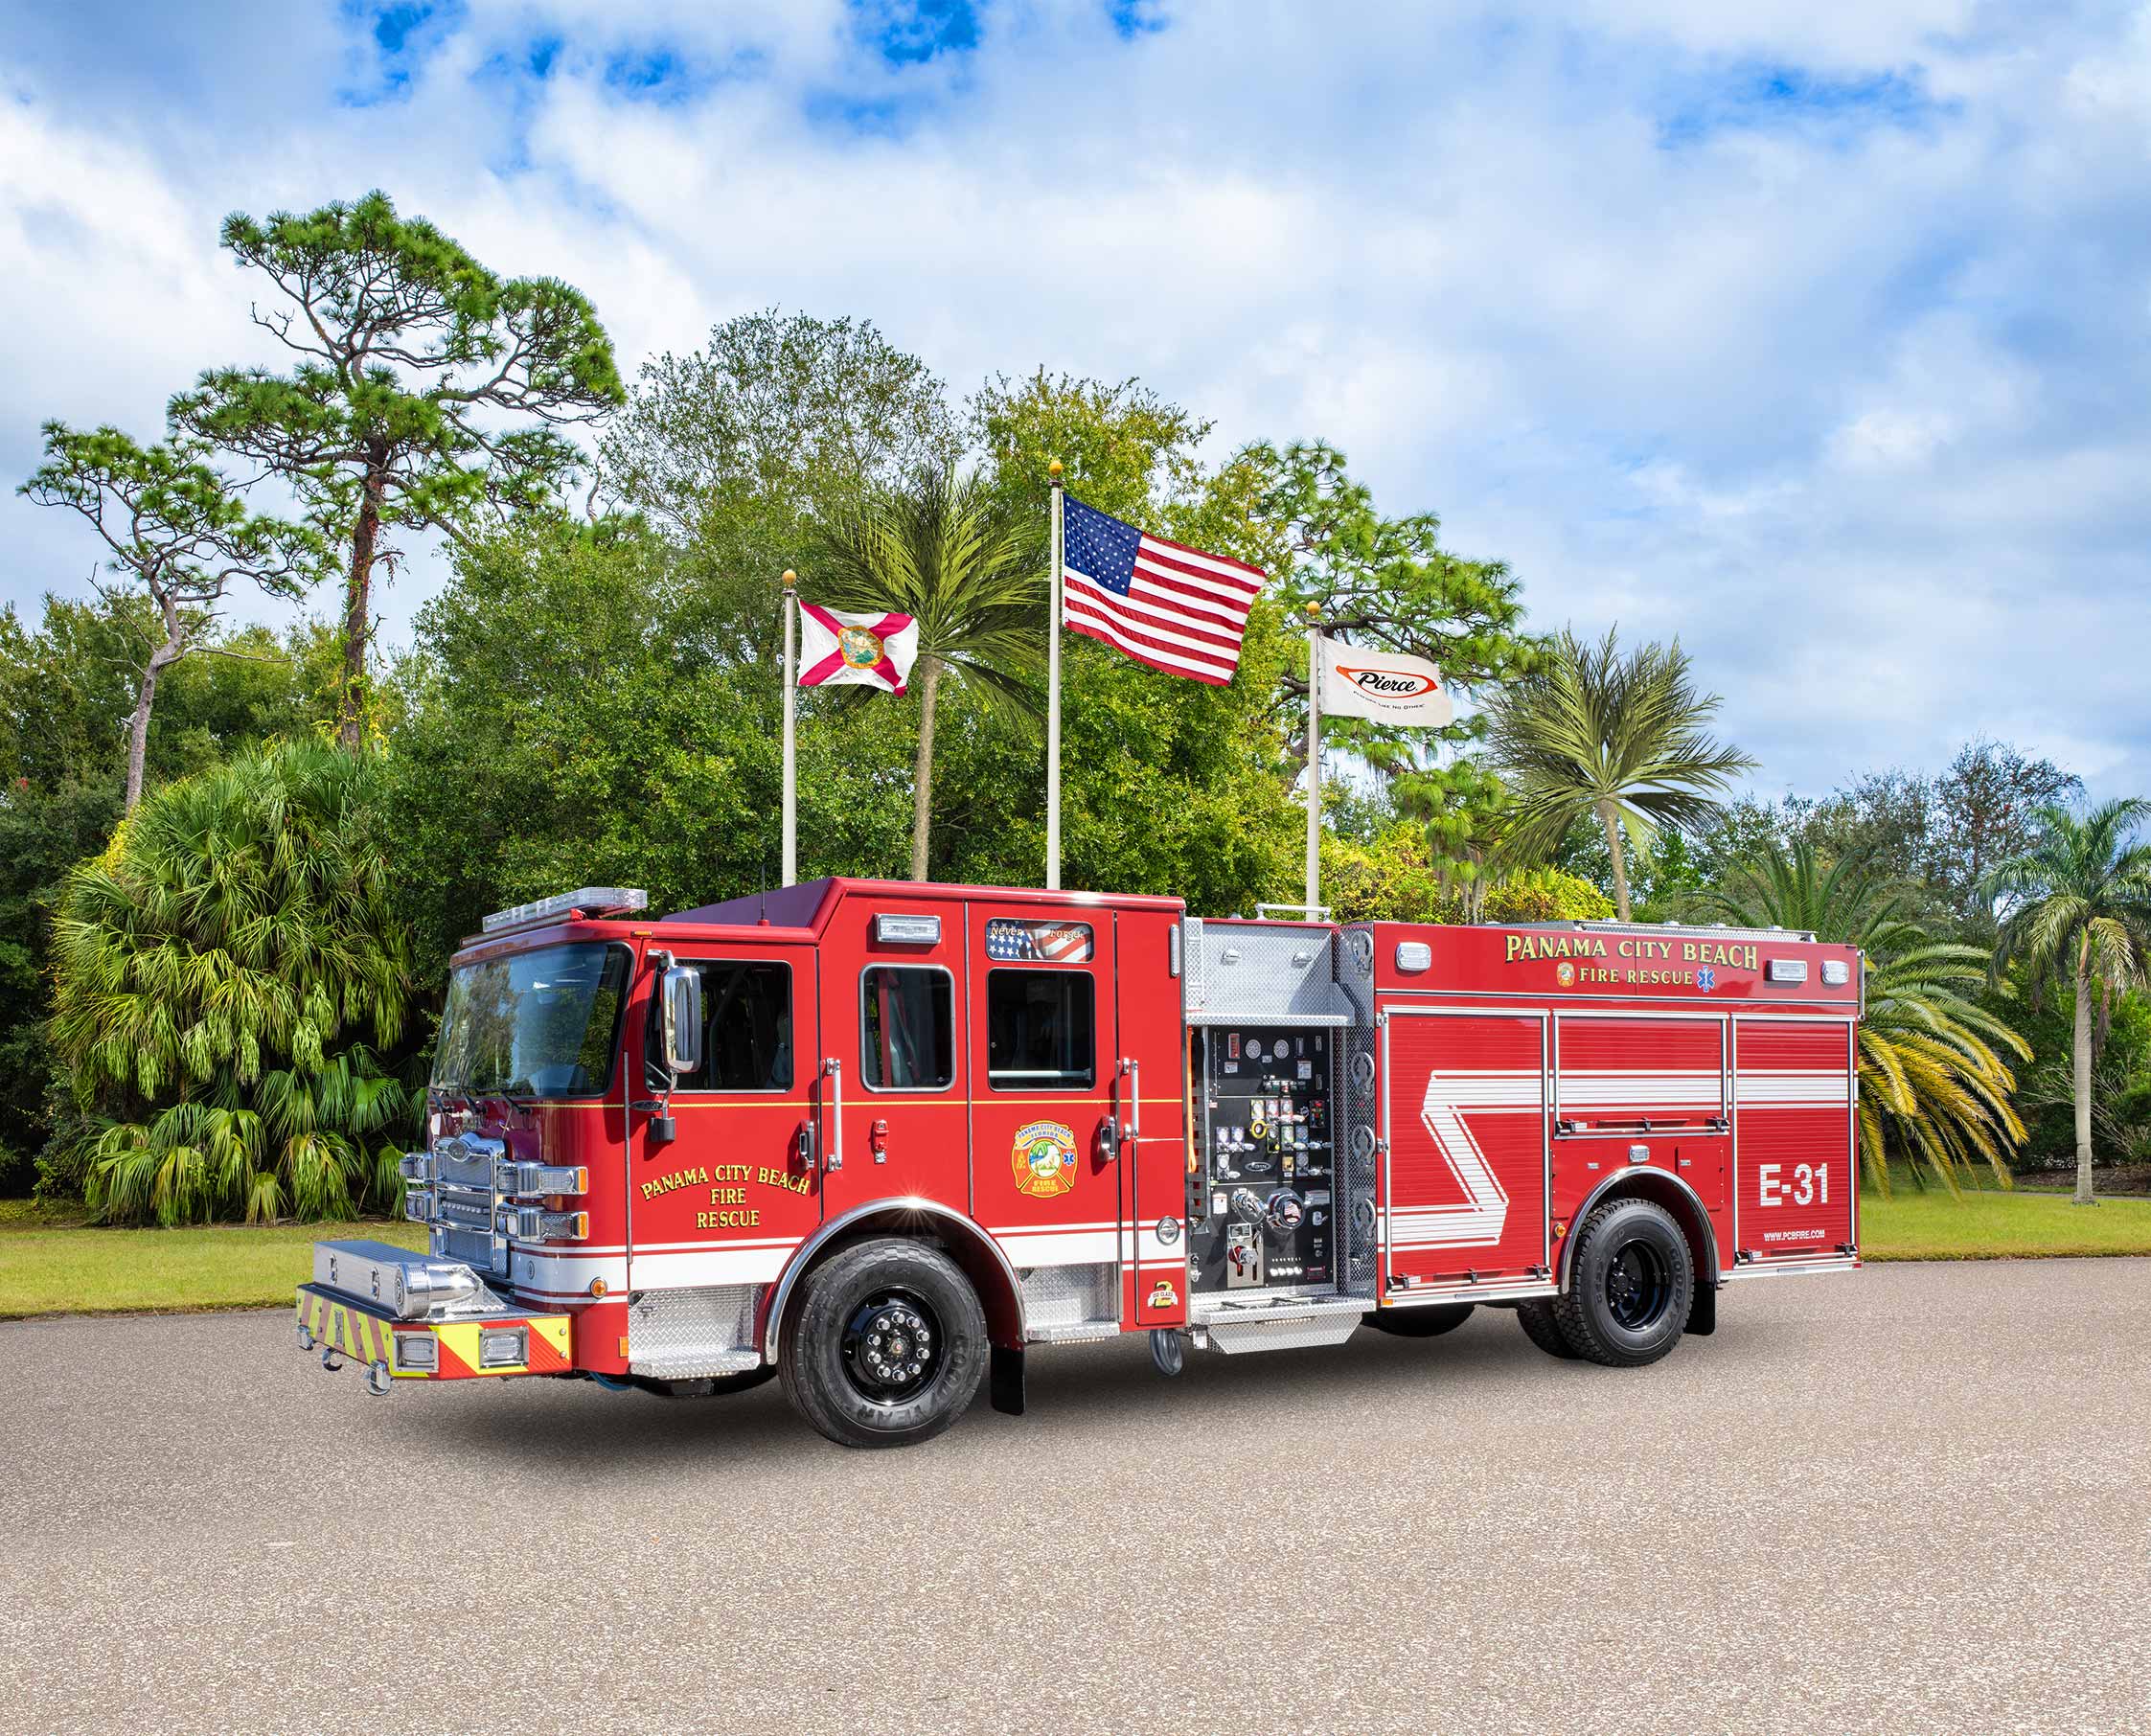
(861, 967, 953, 1090)
(648, 960, 793, 1091)
(987, 970, 1095, 1090)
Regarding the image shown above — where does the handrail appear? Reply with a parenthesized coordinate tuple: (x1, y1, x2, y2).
(821, 1058, 843, 1172)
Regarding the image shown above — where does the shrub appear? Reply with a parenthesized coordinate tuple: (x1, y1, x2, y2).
(48, 741, 416, 1223)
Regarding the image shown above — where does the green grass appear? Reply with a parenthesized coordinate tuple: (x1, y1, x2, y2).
(4, 1170, 2150, 1318)
(0, 1202, 425, 1318)
(1860, 1181, 2151, 1261)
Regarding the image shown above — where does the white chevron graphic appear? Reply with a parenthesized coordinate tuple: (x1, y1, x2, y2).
(1392, 1069, 1513, 1247)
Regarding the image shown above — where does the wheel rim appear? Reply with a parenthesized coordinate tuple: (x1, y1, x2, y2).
(839, 1288, 946, 1405)
(1603, 1238, 1673, 1332)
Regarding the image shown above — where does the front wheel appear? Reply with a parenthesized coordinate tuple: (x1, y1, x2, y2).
(780, 1237, 987, 1449)
(1551, 1198, 1694, 1368)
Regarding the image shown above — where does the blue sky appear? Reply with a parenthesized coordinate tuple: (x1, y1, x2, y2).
(3, 0, 2148, 802)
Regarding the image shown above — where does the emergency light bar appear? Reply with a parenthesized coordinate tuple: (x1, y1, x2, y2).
(481, 887, 648, 934)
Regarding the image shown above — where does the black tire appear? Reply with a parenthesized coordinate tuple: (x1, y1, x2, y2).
(1515, 1297, 1583, 1359)
(1365, 1302, 1475, 1338)
(779, 1237, 987, 1449)
(1552, 1198, 1694, 1368)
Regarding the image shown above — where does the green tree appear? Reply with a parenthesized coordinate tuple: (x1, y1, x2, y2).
(171, 190, 624, 748)
(1320, 826, 1611, 926)
(1486, 627, 1755, 921)
(19, 423, 317, 809)
(960, 370, 1300, 907)
(386, 518, 918, 981)
(812, 468, 1044, 879)
(1241, 442, 1540, 899)
(1986, 800, 2151, 1204)
(48, 741, 416, 1222)
(1704, 839, 2027, 1193)
(601, 310, 957, 640)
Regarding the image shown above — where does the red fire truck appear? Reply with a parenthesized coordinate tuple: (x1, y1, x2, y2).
(297, 878, 1863, 1448)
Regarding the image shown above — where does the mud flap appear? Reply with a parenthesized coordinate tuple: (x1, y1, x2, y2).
(1685, 1281, 1718, 1336)
(990, 1345, 1025, 1416)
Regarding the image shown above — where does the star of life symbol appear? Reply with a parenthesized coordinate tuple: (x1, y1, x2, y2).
(1696, 967, 1717, 992)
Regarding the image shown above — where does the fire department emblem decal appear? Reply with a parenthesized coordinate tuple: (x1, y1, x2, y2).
(1555, 961, 1575, 987)
(837, 624, 885, 669)
(1012, 1120, 1079, 1198)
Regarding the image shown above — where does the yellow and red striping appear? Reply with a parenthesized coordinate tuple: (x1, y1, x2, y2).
(296, 1286, 571, 1379)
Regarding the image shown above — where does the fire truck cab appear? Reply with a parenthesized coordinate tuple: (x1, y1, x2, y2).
(297, 878, 1863, 1448)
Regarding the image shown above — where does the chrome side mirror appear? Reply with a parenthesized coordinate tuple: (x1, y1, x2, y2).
(660, 965, 703, 1077)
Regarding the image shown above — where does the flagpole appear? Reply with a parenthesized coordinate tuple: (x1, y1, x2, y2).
(1305, 602, 1322, 912)
(1045, 458, 1064, 892)
(781, 569, 797, 887)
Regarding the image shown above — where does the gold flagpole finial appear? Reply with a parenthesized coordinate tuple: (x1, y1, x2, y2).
(1047, 458, 1063, 481)
(782, 569, 796, 590)
(1306, 602, 1321, 622)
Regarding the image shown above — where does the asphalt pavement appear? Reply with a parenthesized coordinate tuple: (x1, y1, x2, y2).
(4, 1259, 2147, 1736)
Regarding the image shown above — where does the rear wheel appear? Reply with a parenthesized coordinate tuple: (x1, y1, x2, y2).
(1515, 1297, 1583, 1359)
(1552, 1198, 1694, 1368)
(780, 1238, 987, 1449)
(1366, 1302, 1474, 1338)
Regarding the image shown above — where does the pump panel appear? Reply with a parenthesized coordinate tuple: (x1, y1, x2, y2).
(1188, 1025, 1338, 1295)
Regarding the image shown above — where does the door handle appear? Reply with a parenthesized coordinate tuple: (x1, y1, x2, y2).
(1119, 1057, 1140, 1156)
(821, 1058, 844, 1172)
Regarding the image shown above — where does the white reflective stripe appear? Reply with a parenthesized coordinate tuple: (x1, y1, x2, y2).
(629, 1245, 790, 1287)
(1737, 1070, 1852, 1105)
(1406, 1070, 1514, 1247)
(1558, 1074, 1722, 1105)
(989, 1227, 1120, 1267)
(1135, 1224, 1180, 1264)
(1398, 1071, 1541, 1107)
(986, 1220, 1122, 1234)
(509, 1249, 629, 1291)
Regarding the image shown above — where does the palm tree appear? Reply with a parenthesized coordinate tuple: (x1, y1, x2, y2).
(1985, 800, 2151, 1204)
(1701, 839, 2027, 1194)
(812, 467, 1043, 879)
(1484, 627, 1754, 920)
(49, 740, 416, 1223)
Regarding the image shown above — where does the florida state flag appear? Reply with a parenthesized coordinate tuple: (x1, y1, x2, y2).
(797, 605, 920, 695)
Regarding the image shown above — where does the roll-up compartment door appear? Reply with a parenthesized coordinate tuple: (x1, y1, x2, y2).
(1734, 1018, 1857, 1263)
(1554, 1014, 1730, 1271)
(1382, 1009, 1547, 1291)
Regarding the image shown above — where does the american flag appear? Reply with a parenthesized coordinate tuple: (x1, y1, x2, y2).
(985, 918, 1093, 963)
(1061, 494, 1264, 686)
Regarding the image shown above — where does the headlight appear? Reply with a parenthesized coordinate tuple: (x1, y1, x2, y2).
(478, 1326, 528, 1368)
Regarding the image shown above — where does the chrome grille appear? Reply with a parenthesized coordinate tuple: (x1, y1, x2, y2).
(427, 1132, 508, 1280)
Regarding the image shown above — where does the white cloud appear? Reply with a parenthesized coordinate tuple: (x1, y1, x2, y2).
(1, 0, 2147, 806)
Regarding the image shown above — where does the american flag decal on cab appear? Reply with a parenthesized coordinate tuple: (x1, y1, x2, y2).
(984, 917, 1093, 962)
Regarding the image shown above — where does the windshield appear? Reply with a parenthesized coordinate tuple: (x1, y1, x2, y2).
(432, 942, 632, 1099)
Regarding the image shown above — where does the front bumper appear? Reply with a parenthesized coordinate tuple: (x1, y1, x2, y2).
(295, 1285, 572, 1384)
(295, 1241, 573, 1393)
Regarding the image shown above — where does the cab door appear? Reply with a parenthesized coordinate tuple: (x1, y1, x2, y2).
(627, 948, 821, 1291)
(966, 902, 1122, 1326)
